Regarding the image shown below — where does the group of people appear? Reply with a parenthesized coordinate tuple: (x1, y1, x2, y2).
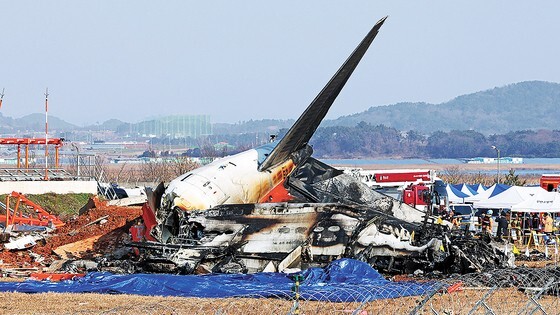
(441, 206, 556, 245)
(476, 210, 556, 244)
(478, 210, 510, 240)
(510, 212, 555, 244)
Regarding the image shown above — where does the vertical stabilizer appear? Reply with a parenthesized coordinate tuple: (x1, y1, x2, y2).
(259, 16, 387, 171)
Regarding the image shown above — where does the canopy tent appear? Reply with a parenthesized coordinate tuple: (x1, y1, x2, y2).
(465, 184, 511, 203)
(469, 184, 487, 194)
(511, 191, 560, 213)
(473, 186, 545, 210)
(453, 184, 478, 196)
(447, 184, 470, 203)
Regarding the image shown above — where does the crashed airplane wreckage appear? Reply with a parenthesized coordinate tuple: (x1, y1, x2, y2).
(132, 16, 513, 275)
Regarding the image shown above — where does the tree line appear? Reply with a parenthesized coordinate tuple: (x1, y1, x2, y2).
(311, 123, 560, 159)
(144, 122, 560, 159)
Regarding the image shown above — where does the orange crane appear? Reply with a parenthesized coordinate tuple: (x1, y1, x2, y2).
(1, 191, 64, 228)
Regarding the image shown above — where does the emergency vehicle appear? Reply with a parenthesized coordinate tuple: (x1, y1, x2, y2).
(345, 169, 448, 212)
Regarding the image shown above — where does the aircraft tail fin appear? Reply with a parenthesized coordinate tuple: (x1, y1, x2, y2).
(259, 16, 387, 171)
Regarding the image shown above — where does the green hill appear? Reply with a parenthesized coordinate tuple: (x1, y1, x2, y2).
(0, 113, 78, 133)
(16, 113, 78, 131)
(2, 81, 559, 136)
(326, 81, 560, 134)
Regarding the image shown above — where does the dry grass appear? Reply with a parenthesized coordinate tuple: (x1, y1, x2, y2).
(0, 287, 557, 314)
(0, 292, 193, 314)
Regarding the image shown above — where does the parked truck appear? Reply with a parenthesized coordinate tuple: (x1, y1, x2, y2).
(345, 169, 448, 212)
(540, 174, 560, 192)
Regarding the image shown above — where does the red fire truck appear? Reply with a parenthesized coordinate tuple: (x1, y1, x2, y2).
(540, 174, 560, 191)
(346, 169, 446, 211)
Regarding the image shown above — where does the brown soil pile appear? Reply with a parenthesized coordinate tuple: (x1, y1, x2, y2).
(0, 197, 142, 268)
(0, 251, 34, 266)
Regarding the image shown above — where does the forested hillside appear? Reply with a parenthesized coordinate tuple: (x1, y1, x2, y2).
(4, 80, 560, 159)
(327, 81, 560, 134)
(307, 125, 560, 159)
(196, 80, 560, 135)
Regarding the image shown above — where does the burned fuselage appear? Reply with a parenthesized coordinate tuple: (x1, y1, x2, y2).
(140, 199, 439, 274)
(140, 156, 452, 274)
(135, 16, 513, 276)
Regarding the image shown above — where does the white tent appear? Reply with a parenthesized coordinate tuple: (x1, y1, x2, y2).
(446, 184, 470, 203)
(464, 184, 510, 203)
(454, 184, 477, 196)
(470, 184, 487, 194)
(473, 186, 545, 209)
(511, 191, 560, 213)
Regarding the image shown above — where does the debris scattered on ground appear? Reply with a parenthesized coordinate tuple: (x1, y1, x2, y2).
(516, 249, 551, 261)
(4, 235, 39, 250)
(0, 191, 555, 283)
(1, 267, 40, 278)
(30, 272, 85, 281)
(107, 195, 147, 207)
(68, 215, 110, 236)
(0, 196, 141, 272)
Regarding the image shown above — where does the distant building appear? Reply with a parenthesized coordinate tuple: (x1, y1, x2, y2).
(128, 115, 212, 138)
(466, 157, 523, 164)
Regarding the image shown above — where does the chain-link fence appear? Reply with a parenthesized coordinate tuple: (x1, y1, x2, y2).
(87, 267, 560, 315)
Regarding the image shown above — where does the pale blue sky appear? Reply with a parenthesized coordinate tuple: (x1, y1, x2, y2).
(0, 1, 559, 126)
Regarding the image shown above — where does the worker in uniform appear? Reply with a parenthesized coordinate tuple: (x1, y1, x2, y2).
(496, 211, 509, 242)
(479, 210, 493, 235)
(532, 213, 541, 232)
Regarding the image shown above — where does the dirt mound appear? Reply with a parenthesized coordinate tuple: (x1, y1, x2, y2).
(0, 197, 142, 268)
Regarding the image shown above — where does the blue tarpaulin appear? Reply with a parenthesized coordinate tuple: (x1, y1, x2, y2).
(0, 259, 438, 302)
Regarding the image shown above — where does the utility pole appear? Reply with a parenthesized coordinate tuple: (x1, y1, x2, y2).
(45, 88, 49, 180)
(492, 145, 500, 184)
(71, 143, 80, 178)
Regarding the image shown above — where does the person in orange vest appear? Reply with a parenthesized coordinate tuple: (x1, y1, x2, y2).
(449, 210, 460, 229)
(479, 210, 493, 235)
(543, 212, 554, 244)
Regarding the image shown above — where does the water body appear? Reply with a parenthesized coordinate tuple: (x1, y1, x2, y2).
(320, 158, 463, 165)
(320, 158, 560, 165)
(319, 158, 560, 175)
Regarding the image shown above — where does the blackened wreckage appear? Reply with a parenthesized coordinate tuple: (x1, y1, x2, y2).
(132, 16, 513, 276)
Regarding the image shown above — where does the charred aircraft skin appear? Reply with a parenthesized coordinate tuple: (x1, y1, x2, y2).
(137, 159, 513, 275)
(135, 17, 514, 276)
(139, 201, 436, 274)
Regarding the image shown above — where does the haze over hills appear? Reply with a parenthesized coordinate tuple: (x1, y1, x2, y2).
(0, 113, 79, 134)
(325, 81, 560, 134)
(209, 81, 560, 135)
(1, 81, 559, 135)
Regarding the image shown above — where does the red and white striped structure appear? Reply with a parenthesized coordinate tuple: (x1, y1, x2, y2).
(44, 88, 49, 180)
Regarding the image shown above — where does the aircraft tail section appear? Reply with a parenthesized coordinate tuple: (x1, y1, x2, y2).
(258, 16, 387, 171)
